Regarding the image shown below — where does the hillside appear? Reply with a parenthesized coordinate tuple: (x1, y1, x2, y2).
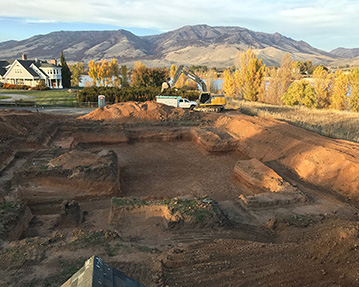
(0, 24, 339, 67)
(330, 47, 359, 59)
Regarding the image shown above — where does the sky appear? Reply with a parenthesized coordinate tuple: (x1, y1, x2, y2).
(0, 0, 358, 52)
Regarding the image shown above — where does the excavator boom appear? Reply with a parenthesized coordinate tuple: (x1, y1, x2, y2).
(161, 65, 225, 112)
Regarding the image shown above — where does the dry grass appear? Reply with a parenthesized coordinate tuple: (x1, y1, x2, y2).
(226, 98, 359, 143)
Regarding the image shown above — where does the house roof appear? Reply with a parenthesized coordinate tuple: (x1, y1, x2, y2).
(17, 60, 42, 77)
(0, 60, 10, 77)
(34, 61, 60, 68)
(61, 256, 146, 287)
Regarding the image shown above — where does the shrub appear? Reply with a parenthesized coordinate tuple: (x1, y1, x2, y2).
(1, 83, 31, 90)
(31, 80, 50, 91)
(77, 86, 201, 103)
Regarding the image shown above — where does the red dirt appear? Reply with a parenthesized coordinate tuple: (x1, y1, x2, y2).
(2, 107, 359, 286)
(78, 101, 200, 123)
(216, 114, 359, 199)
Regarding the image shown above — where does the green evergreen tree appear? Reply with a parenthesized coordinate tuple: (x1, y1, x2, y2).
(60, 51, 71, 88)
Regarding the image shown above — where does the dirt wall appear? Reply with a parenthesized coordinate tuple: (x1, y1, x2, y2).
(0, 202, 32, 241)
(216, 115, 359, 198)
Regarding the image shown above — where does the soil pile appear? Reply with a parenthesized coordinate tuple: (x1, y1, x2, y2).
(216, 114, 359, 199)
(78, 101, 200, 123)
(234, 158, 298, 194)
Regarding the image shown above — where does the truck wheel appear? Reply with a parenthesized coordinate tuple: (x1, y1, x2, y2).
(190, 105, 195, 110)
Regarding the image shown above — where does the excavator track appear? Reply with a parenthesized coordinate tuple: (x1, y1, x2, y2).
(194, 106, 224, 113)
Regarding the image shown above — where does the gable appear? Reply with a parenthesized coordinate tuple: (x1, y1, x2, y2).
(4, 60, 39, 79)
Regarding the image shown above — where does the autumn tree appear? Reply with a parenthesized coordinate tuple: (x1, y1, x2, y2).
(170, 64, 177, 80)
(281, 79, 315, 108)
(266, 53, 294, 105)
(234, 49, 266, 101)
(266, 67, 280, 104)
(331, 71, 349, 110)
(88, 59, 121, 87)
(88, 60, 100, 86)
(204, 69, 218, 93)
(130, 61, 168, 87)
(60, 51, 71, 88)
(312, 66, 333, 109)
(108, 59, 120, 86)
(348, 67, 359, 112)
(222, 69, 237, 98)
(69, 62, 85, 87)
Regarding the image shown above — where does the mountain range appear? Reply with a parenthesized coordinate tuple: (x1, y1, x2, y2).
(0, 24, 356, 67)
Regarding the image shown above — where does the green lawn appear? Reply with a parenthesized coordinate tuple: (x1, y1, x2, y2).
(0, 89, 73, 99)
(0, 95, 11, 99)
(0, 89, 79, 107)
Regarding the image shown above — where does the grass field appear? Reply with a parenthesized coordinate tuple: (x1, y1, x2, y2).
(0, 89, 79, 106)
(227, 98, 359, 143)
(0, 89, 73, 99)
(0, 95, 11, 99)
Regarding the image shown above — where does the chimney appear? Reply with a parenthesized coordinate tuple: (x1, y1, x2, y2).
(22, 54, 27, 60)
(50, 59, 57, 66)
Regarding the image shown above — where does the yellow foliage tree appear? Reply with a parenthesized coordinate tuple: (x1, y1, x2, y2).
(170, 64, 177, 80)
(266, 67, 280, 104)
(235, 50, 266, 101)
(88, 60, 100, 86)
(69, 62, 85, 87)
(222, 69, 237, 98)
(331, 71, 349, 110)
(98, 60, 111, 86)
(204, 69, 218, 93)
(108, 58, 120, 86)
(175, 74, 188, 88)
(348, 67, 359, 112)
(266, 53, 294, 105)
(88, 59, 120, 87)
(313, 66, 333, 108)
(281, 79, 315, 108)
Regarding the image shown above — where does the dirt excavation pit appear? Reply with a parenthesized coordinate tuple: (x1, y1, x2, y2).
(3, 105, 359, 286)
(13, 148, 119, 204)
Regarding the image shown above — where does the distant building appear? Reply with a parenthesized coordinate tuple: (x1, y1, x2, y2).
(61, 256, 146, 287)
(0, 54, 62, 89)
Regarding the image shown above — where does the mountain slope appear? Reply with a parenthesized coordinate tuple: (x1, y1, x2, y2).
(0, 24, 338, 67)
(330, 47, 359, 58)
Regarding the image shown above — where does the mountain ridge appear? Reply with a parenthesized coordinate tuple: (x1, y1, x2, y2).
(0, 24, 343, 67)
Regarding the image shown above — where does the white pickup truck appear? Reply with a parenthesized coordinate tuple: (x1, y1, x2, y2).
(156, 96, 197, 109)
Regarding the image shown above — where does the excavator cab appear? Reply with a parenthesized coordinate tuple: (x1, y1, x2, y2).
(199, 93, 211, 104)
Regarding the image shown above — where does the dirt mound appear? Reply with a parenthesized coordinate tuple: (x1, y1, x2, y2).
(191, 127, 238, 153)
(233, 158, 298, 194)
(78, 101, 199, 123)
(216, 114, 359, 199)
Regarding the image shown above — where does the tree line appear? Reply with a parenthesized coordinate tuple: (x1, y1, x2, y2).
(222, 50, 359, 112)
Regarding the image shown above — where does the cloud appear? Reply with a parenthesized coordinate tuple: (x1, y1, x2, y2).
(0, 0, 358, 50)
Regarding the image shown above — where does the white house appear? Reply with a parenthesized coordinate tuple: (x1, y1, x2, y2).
(0, 54, 62, 89)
